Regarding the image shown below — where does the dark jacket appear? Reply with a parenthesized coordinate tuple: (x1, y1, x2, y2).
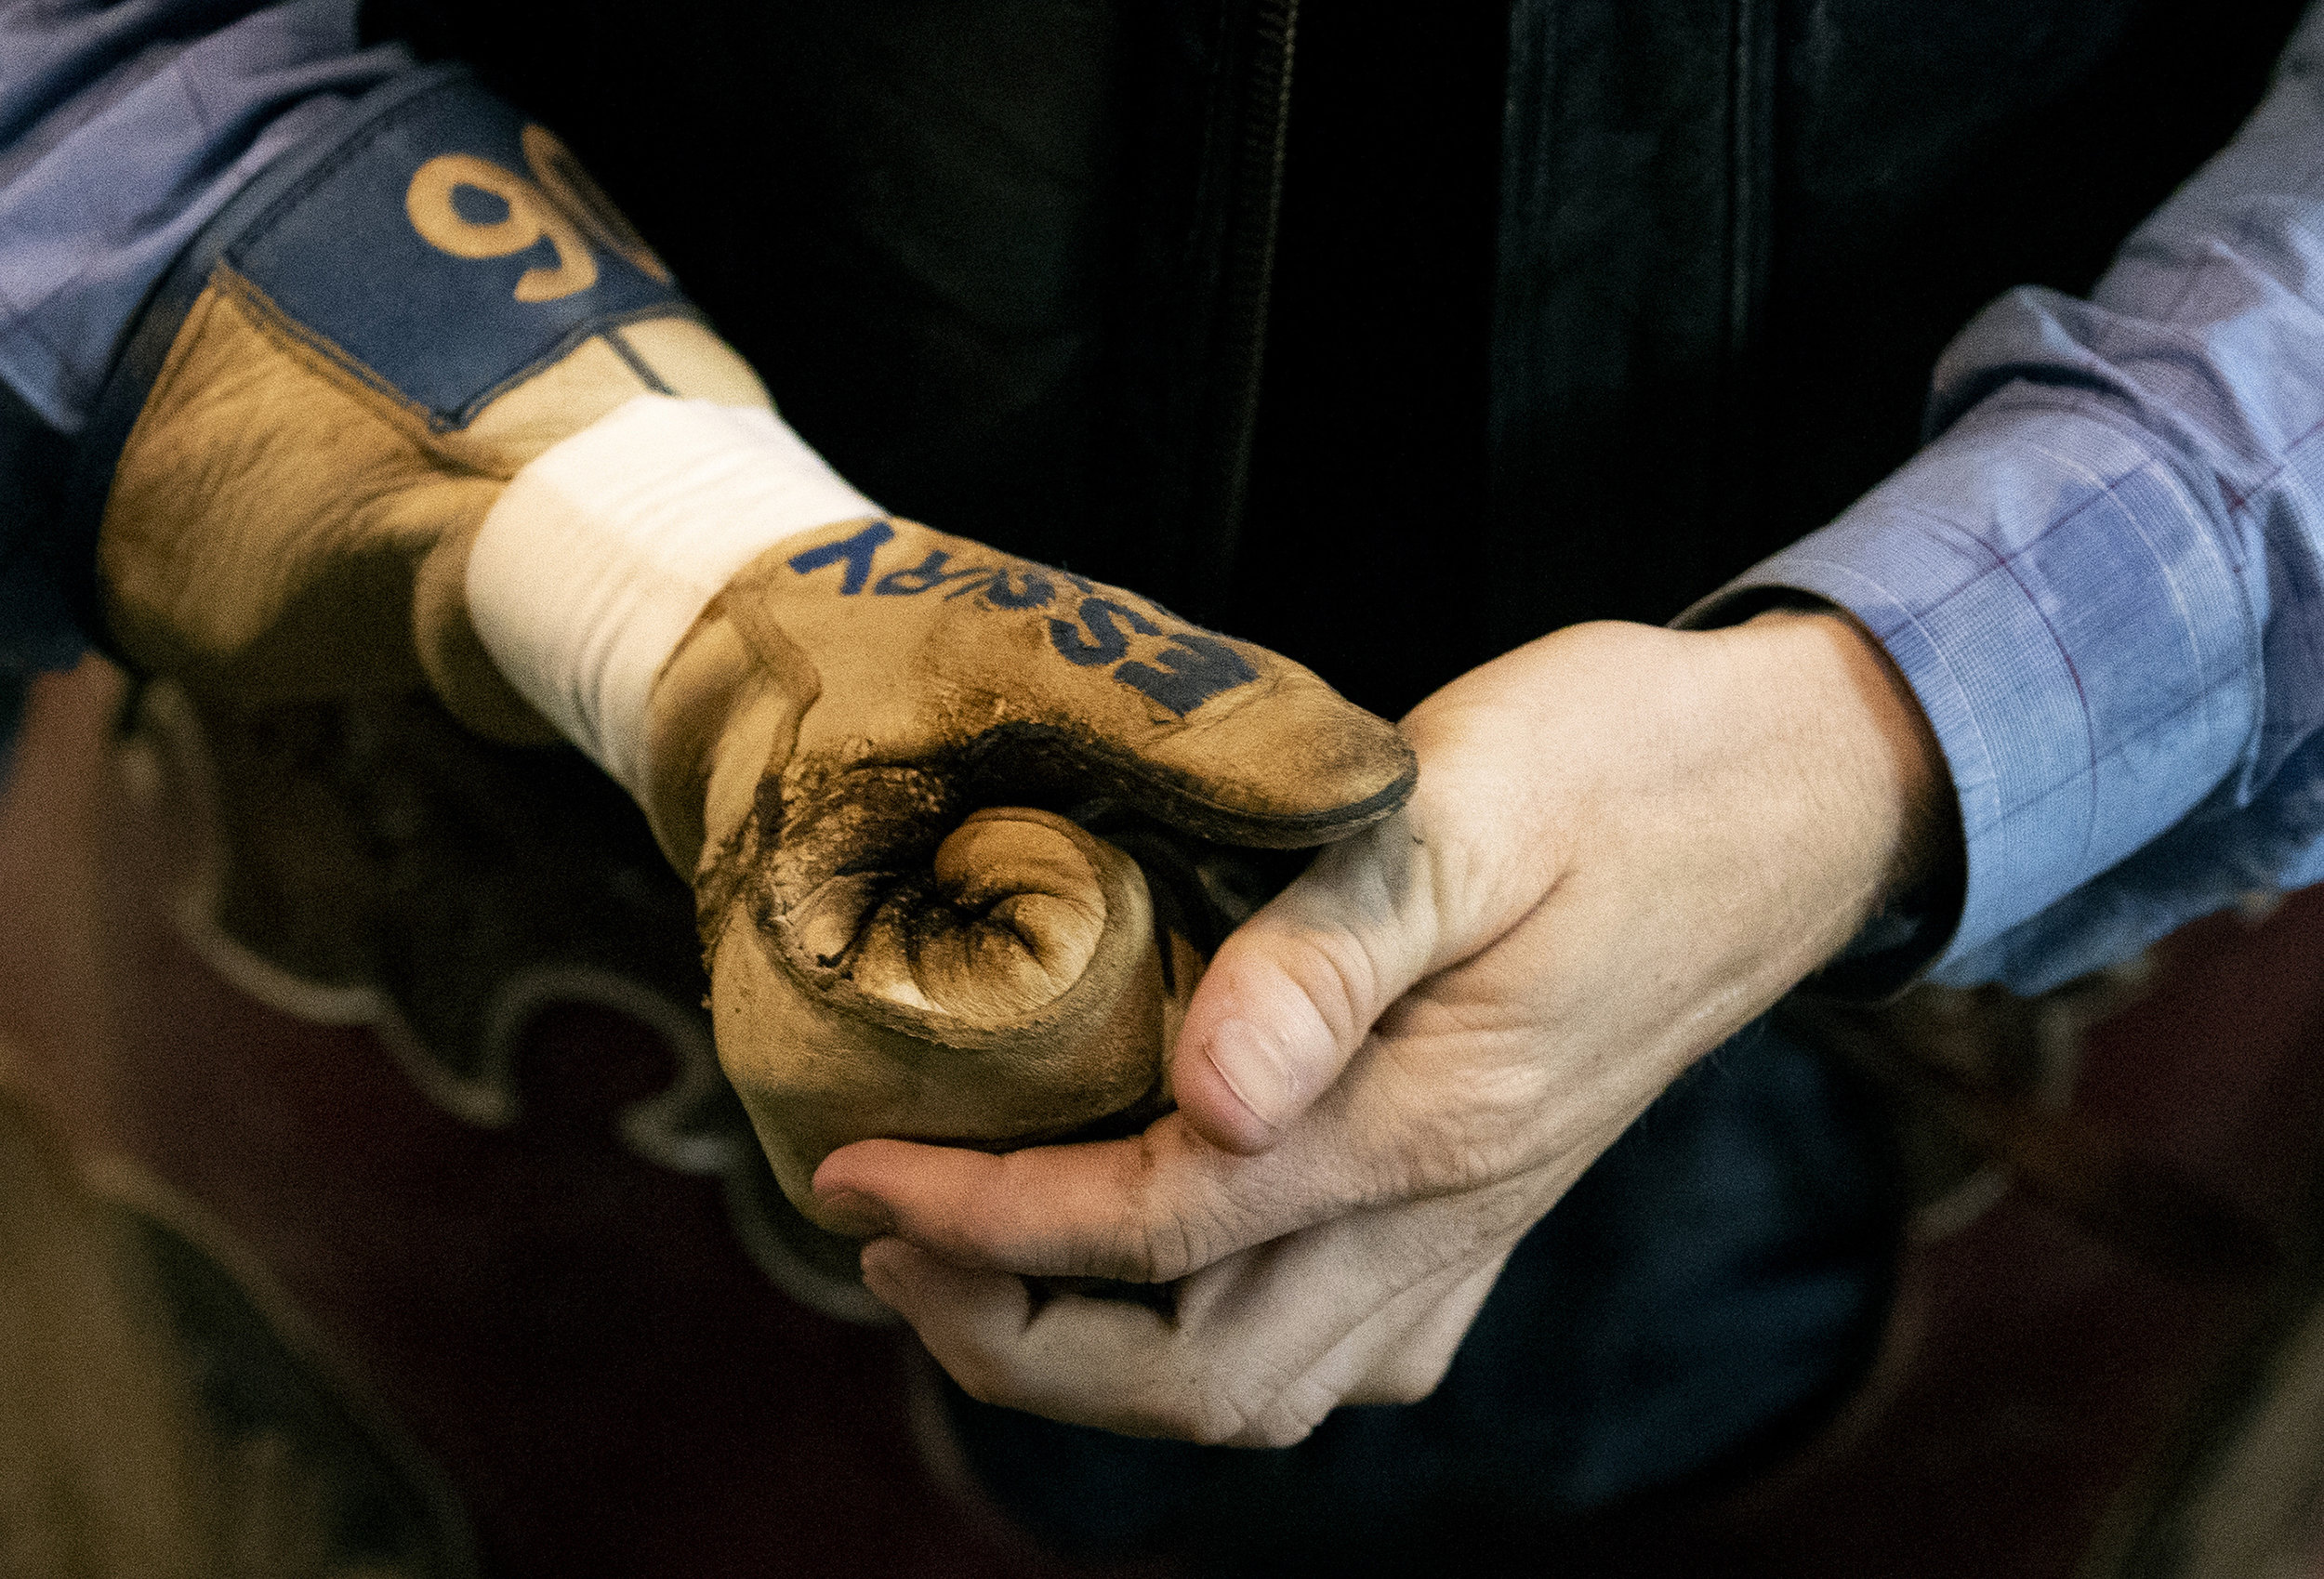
(364, 0, 2307, 717)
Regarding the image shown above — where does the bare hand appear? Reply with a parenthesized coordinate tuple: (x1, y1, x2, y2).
(812, 611, 1948, 1446)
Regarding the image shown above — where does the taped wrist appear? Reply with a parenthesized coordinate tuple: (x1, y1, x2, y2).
(467, 395, 875, 798)
(71, 65, 773, 734)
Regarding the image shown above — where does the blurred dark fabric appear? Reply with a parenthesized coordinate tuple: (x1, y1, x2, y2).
(941, 1018, 1898, 1573)
(363, 0, 2306, 717)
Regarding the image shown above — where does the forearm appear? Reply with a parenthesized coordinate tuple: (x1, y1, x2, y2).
(1697, 2, 2324, 993)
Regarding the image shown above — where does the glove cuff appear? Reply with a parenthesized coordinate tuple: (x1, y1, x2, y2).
(67, 65, 696, 655)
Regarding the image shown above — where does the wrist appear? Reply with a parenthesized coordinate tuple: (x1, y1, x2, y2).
(465, 394, 876, 819)
(1732, 608, 1961, 963)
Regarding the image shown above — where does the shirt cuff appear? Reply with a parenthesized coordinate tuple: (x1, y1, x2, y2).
(1684, 388, 2258, 985)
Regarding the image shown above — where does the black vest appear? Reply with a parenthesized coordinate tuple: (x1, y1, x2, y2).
(363, 0, 2308, 717)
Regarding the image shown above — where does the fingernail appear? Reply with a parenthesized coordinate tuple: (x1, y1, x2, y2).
(816, 1188, 897, 1239)
(1203, 1017, 1298, 1133)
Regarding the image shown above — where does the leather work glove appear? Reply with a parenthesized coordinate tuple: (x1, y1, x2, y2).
(73, 71, 1415, 1226)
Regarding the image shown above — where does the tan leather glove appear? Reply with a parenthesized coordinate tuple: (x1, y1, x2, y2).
(641, 515, 1410, 1220)
(76, 73, 1413, 1225)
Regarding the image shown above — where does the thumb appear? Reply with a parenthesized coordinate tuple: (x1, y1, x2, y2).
(1173, 813, 1443, 1154)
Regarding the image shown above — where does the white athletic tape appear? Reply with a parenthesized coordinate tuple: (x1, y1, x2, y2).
(467, 395, 878, 798)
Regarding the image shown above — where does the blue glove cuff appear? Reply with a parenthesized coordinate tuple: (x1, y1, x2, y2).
(64, 66, 697, 651)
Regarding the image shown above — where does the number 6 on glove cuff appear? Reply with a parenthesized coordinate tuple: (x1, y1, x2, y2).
(72, 70, 1415, 1230)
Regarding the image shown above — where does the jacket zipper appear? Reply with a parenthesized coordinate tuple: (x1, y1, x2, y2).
(1186, 0, 1297, 612)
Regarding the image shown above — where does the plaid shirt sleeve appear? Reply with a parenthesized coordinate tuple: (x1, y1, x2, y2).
(0, 0, 414, 436)
(1697, 2, 2324, 993)
(0, 0, 415, 694)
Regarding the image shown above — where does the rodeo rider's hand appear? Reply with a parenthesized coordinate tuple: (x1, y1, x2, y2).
(815, 609, 1952, 1446)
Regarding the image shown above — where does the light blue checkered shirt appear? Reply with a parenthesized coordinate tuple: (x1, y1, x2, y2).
(1700, 8, 2324, 989)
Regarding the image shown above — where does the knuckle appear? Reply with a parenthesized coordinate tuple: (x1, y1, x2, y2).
(1195, 1388, 1303, 1449)
(942, 1349, 1018, 1410)
(1387, 1109, 1525, 1198)
(1255, 1415, 1323, 1449)
(1370, 1053, 1551, 1199)
(1368, 1349, 1457, 1407)
(1136, 1359, 1273, 1448)
(1270, 926, 1383, 1050)
(1089, 1134, 1219, 1283)
(1120, 1380, 1249, 1446)
(1243, 1382, 1334, 1448)
(1190, 1361, 1325, 1450)
(1083, 1210, 1154, 1283)
(1186, 1400, 1250, 1447)
(1135, 1217, 1197, 1283)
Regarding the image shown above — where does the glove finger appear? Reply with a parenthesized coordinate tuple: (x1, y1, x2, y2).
(746, 518, 1419, 851)
(712, 806, 1198, 1226)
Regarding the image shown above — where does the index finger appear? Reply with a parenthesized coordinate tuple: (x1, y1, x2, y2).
(811, 1104, 1370, 1283)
